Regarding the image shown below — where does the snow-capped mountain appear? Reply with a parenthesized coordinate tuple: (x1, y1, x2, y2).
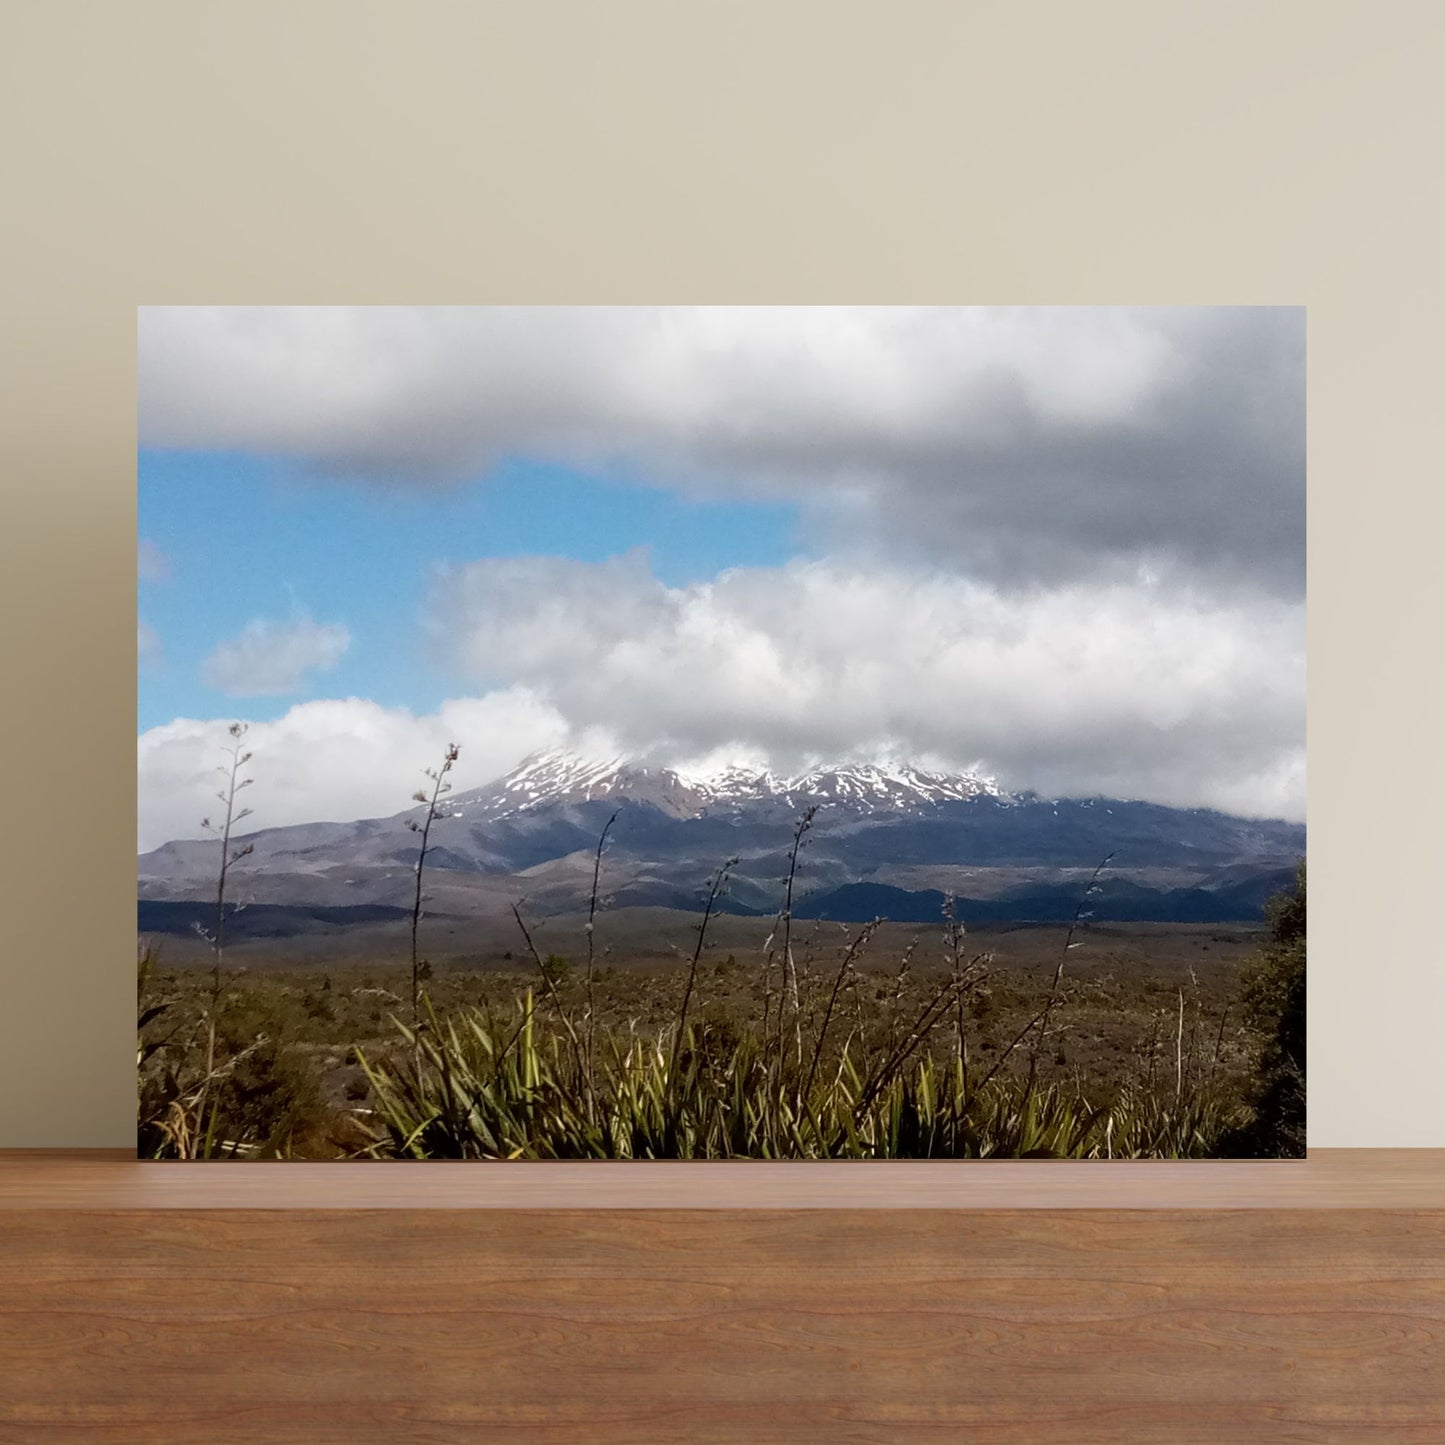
(138, 745, 1305, 933)
(453, 748, 1006, 822)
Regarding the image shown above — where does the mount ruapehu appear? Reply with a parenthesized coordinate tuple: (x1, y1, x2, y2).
(138, 749, 1306, 943)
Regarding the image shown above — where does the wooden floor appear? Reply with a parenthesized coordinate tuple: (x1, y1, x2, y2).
(3, 1152, 1444, 1443)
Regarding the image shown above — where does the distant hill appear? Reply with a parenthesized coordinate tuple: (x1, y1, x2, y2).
(137, 900, 417, 941)
(797, 867, 1300, 925)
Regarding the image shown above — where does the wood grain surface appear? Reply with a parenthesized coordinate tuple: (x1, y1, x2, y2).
(3, 1154, 1444, 1442)
(3, 1209, 1444, 1443)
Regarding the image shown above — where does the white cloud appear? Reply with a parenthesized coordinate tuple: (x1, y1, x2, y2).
(138, 619, 160, 664)
(138, 306, 1305, 596)
(431, 554, 1306, 821)
(136, 690, 567, 850)
(138, 539, 169, 582)
(202, 615, 351, 696)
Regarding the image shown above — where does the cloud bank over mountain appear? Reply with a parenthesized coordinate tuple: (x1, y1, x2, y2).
(431, 552, 1304, 821)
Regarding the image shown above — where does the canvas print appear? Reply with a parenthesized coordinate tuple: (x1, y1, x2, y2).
(136, 306, 1305, 1160)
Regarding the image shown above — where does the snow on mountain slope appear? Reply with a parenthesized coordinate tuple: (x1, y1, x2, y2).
(450, 750, 713, 820)
(783, 763, 1004, 808)
(455, 749, 1007, 821)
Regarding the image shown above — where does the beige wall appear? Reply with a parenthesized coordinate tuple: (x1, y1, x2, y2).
(2, 2, 1440, 1146)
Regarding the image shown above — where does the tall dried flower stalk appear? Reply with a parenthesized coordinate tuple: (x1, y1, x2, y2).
(194, 721, 255, 1136)
(406, 742, 460, 1026)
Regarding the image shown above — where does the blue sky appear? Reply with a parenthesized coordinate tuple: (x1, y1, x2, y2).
(137, 448, 802, 732)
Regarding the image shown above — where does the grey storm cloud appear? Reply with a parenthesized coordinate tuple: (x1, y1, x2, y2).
(138, 306, 1305, 597)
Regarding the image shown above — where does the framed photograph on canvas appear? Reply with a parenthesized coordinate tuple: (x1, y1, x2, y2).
(135, 305, 1305, 1162)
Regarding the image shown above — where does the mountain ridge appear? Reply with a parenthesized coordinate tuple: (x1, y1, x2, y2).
(447, 747, 1008, 822)
(139, 747, 1305, 931)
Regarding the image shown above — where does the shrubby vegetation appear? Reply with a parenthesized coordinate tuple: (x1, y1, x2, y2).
(136, 868, 1306, 1161)
(136, 733, 1305, 1159)
(1219, 861, 1306, 1157)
